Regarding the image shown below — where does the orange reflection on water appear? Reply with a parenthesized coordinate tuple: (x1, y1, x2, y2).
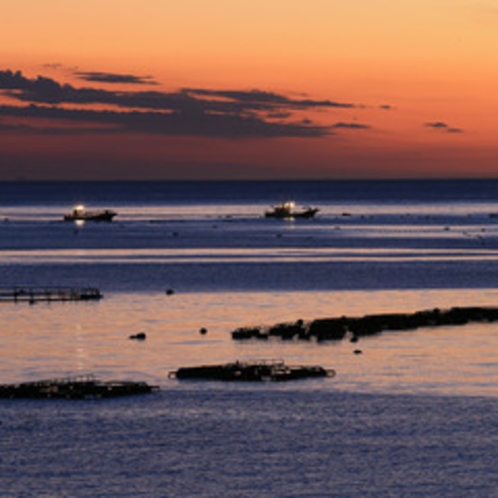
(1, 289, 497, 396)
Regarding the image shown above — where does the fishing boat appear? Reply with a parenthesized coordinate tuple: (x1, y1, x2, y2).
(169, 360, 335, 382)
(63, 204, 117, 222)
(264, 201, 319, 219)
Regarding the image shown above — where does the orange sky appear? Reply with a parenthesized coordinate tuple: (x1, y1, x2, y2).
(1, 0, 498, 180)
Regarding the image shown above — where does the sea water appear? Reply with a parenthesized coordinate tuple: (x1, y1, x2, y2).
(1, 180, 498, 497)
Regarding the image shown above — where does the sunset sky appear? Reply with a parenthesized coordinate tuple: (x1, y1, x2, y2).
(1, 0, 498, 180)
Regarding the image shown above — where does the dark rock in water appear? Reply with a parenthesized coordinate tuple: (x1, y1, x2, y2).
(0, 375, 158, 399)
(165, 289, 175, 296)
(169, 360, 335, 382)
(129, 332, 146, 340)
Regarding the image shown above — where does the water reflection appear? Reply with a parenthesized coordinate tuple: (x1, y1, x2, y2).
(1, 288, 497, 397)
(3, 246, 498, 264)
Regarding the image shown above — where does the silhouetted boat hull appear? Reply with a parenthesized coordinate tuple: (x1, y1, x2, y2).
(265, 202, 319, 219)
(64, 205, 117, 222)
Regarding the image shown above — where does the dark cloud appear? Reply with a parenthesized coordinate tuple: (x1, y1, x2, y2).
(0, 69, 370, 138)
(0, 70, 355, 113)
(75, 71, 158, 85)
(425, 121, 464, 133)
(425, 121, 449, 129)
(0, 104, 331, 138)
(185, 88, 356, 109)
(332, 122, 371, 130)
(266, 111, 293, 119)
(0, 70, 176, 108)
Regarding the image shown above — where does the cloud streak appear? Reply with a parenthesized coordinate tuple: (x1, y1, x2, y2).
(75, 71, 158, 85)
(425, 121, 463, 133)
(0, 104, 330, 138)
(0, 69, 370, 139)
(332, 122, 371, 130)
(185, 88, 355, 110)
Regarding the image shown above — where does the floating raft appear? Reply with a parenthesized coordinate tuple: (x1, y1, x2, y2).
(0, 375, 158, 399)
(169, 360, 335, 382)
(0, 286, 103, 303)
(231, 306, 498, 342)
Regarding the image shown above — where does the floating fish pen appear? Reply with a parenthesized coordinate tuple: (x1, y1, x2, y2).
(0, 374, 159, 399)
(169, 360, 335, 382)
(0, 286, 103, 303)
(231, 306, 498, 342)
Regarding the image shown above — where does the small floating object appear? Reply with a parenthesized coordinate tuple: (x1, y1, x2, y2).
(199, 327, 208, 335)
(63, 204, 117, 222)
(0, 375, 158, 399)
(129, 332, 146, 340)
(168, 360, 335, 382)
(165, 289, 175, 296)
(354, 349, 363, 355)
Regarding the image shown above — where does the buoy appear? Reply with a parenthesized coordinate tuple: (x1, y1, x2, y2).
(130, 332, 146, 340)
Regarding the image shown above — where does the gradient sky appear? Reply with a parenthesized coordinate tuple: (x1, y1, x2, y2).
(1, 0, 498, 180)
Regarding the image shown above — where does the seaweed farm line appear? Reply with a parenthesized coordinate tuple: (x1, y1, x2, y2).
(231, 306, 498, 342)
(0, 286, 103, 303)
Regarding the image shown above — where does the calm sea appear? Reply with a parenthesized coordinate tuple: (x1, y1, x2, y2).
(1, 180, 497, 497)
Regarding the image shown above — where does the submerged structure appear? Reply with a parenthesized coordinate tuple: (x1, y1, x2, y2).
(169, 360, 335, 382)
(0, 375, 158, 399)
